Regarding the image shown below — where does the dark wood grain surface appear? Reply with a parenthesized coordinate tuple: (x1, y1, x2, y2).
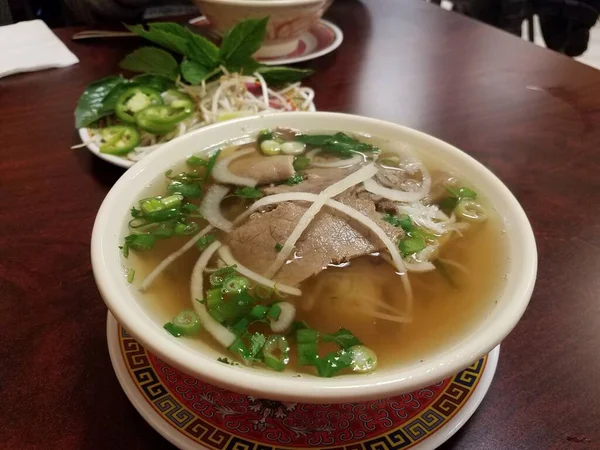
(1, 0, 600, 448)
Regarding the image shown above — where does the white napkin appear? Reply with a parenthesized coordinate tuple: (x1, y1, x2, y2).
(0, 20, 79, 79)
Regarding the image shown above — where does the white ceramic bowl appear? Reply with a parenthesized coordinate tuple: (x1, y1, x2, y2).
(191, 0, 332, 58)
(91, 112, 537, 403)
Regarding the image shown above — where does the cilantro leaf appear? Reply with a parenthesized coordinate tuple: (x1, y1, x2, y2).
(285, 173, 304, 186)
(124, 234, 157, 251)
(196, 234, 216, 250)
(119, 47, 179, 80)
(125, 23, 188, 55)
(322, 328, 362, 350)
(234, 186, 264, 199)
(249, 333, 267, 358)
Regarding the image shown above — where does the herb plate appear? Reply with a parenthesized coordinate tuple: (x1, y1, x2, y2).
(107, 312, 499, 450)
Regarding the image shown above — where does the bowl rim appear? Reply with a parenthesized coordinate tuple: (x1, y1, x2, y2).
(91, 111, 537, 403)
(195, 0, 326, 7)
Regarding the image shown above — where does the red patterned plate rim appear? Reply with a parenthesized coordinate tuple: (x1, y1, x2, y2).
(188, 17, 343, 66)
(107, 312, 499, 450)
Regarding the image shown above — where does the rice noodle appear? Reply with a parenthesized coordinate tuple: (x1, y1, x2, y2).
(306, 148, 364, 168)
(190, 240, 236, 348)
(140, 224, 214, 291)
(235, 190, 413, 312)
(264, 164, 379, 278)
(200, 185, 233, 232)
(211, 147, 258, 187)
(438, 257, 470, 276)
(217, 245, 302, 296)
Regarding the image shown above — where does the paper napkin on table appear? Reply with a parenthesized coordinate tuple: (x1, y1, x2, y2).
(0, 20, 79, 79)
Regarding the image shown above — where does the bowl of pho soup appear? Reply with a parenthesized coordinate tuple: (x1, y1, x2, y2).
(91, 112, 537, 403)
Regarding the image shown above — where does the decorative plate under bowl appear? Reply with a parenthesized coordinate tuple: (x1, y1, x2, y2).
(107, 313, 499, 450)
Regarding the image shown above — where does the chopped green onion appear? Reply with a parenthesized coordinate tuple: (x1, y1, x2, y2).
(181, 203, 199, 214)
(253, 284, 272, 300)
(172, 310, 202, 335)
(160, 194, 183, 209)
(121, 243, 130, 258)
(221, 276, 249, 294)
(262, 335, 290, 371)
(163, 322, 182, 337)
(297, 328, 319, 366)
(257, 129, 273, 146)
(152, 223, 175, 238)
(284, 173, 304, 186)
(126, 268, 135, 283)
(274, 243, 283, 252)
(260, 139, 281, 156)
(250, 304, 269, 320)
(316, 349, 353, 377)
(268, 304, 282, 320)
(349, 345, 378, 373)
(293, 155, 311, 171)
(228, 338, 251, 361)
(124, 234, 157, 251)
(289, 320, 309, 335)
(382, 213, 413, 232)
(143, 208, 181, 223)
(446, 186, 477, 200)
(140, 197, 164, 215)
(234, 186, 264, 199)
(230, 317, 251, 336)
(399, 235, 427, 257)
(206, 288, 223, 308)
(322, 328, 362, 350)
(196, 234, 216, 250)
(209, 265, 237, 286)
(209, 291, 254, 324)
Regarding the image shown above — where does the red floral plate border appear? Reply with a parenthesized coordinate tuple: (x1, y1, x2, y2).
(188, 17, 344, 66)
(107, 313, 499, 450)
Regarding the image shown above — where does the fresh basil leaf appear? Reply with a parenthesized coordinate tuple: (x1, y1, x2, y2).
(119, 47, 179, 80)
(219, 17, 268, 70)
(180, 59, 215, 85)
(256, 66, 314, 84)
(125, 23, 188, 55)
(74, 76, 127, 128)
(322, 328, 362, 350)
(234, 57, 262, 74)
(132, 74, 174, 92)
(185, 30, 220, 66)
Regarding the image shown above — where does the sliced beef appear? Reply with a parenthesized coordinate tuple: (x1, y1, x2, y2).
(226, 195, 403, 287)
(263, 165, 360, 195)
(375, 166, 409, 189)
(228, 153, 295, 185)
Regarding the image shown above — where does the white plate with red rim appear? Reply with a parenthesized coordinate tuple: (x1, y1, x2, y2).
(189, 17, 344, 65)
(108, 311, 500, 450)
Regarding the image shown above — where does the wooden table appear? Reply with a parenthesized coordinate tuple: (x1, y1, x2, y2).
(2, 0, 599, 448)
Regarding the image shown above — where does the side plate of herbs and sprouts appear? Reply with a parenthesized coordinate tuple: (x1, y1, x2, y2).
(73, 18, 315, 168)
(122, 128, 505, 378)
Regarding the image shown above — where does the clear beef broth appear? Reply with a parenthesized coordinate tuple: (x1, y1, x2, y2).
(130, 138, 507, 373)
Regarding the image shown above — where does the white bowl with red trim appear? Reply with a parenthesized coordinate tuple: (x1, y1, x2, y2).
(191, 0, 333, 58)
(91, 112, 537, 403)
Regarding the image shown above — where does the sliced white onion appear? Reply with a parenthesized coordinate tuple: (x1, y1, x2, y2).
(218, 245, 302, 296)
(190, 240, 236, 348)
(211, 147, 258, 186)
(396, 203, 449, 235)
(281, 141, 306, 155)
(363, 165, 431, 203)
(269, 302, 296, 332)
(403, 260, 436, 272)
(200, 185, 233, 232)
(234, 190, 413, 312)
(139, 224, 214, 292)
(264, 164, 378, 278)
(306, 148, 364, 168)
